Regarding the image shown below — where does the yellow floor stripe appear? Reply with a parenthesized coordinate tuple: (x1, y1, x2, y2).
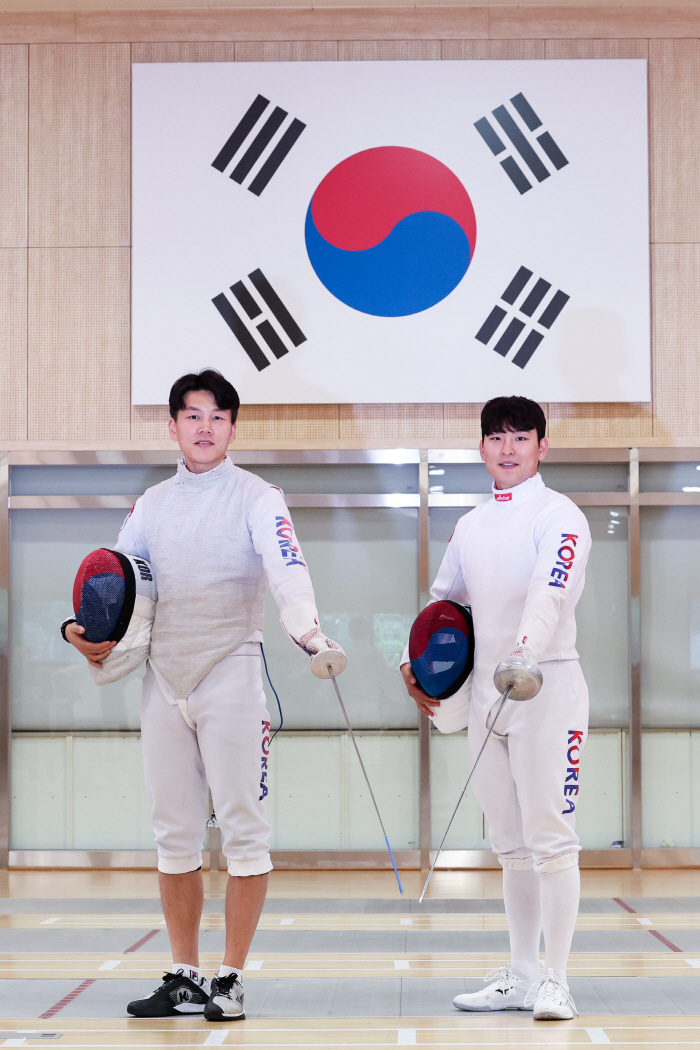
(0, 953, 697, 979)
(1, 1018, 700, 1047)
(3, 914, 699, 932)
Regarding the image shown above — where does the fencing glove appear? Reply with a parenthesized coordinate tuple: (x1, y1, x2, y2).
(280, 601, 347, 678)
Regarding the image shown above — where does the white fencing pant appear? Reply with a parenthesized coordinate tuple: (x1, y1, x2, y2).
(468, 659, 589, 874)
(141, 649, 273, 877)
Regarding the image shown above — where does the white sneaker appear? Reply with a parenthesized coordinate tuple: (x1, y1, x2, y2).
(453, 967, 532, 1012)
(203, 972, 245, 1022)
(525, 970, 578, 1020)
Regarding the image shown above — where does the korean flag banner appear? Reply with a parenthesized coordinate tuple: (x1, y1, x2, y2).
(131, 60, 650, 405)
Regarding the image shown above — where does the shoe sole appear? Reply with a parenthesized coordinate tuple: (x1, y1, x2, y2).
(204, 1011, 245, 1022)
(126, 1007, 205, 1018)
(453, 1004, 531, 1012)
(533, 1011, 575, 1021)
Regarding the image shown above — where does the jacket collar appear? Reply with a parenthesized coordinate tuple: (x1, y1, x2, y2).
(491, 471, 544, 504)
(175, 454, 234, 487)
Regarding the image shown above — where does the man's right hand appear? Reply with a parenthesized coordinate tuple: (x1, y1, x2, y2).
(400, 662, 441, 719)
(65, 622, 116, 669)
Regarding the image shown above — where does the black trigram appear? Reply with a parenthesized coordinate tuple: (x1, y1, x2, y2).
(212, 268, 306, 371)
(475, 266, 569, 369)
(212, 94, 306, 196)
(474, 93, 568, 195)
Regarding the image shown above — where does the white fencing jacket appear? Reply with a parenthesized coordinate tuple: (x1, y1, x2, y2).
(115, 456, 317, 701)
(404, 472, 591, 726)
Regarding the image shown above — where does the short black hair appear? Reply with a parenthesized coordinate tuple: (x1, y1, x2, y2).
(169, 369, 240, 424)
(481, 396, 546, 443)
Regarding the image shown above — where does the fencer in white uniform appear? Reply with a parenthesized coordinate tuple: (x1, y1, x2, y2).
(64, 370, 343, 1023)
(114, 455, 324, 878)
(401, 396, 591, 1022)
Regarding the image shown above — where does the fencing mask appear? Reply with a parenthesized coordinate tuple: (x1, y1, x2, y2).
(409, 600, 475, 700)
(73, 548, 157, 686)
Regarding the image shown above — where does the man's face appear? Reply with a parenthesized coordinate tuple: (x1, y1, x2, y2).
(479, 427, 548, 490)
(168, 390, 235, 474)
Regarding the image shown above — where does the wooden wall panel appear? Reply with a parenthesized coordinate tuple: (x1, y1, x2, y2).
(131, 404, 170, 442)
(339, 404, 443, 441)
(337, 40, 441, 60)
(547, 402, 653, 442)
(74, 10, 491, 44)
(236, 42, 337, 61)
(28, 43, 130, 248)
(28, 248, 130, 441)
(0, 46, 27, 248)
(236, 404, 340, 443)
(132, 403, 342, 444)
(443, 403, 484, 441)
(442, 39, 544, 59)
(0, 249, 27, 442)
(0, 15, 74, 46)
(649, 39, 700, 244)
(545, 38, 648, 59)
(132, 43, 236, 62)
(651, 244, 700, 440)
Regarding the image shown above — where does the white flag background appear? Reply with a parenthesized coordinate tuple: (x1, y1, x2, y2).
(131, 60, 650, 405)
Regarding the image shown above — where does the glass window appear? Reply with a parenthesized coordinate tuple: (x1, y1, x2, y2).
(641, 507, 700, 727)
(640, 462, 700, 493)
(11, 509, 145, 732)
(267, 732, 418, 850)
(428, 463, 628, 495)
(642, 731, 700, 848)
(577, 508, 630, 728)
(246, 464, 419, 494)
(262, 507, 419, 730)
(11, 462, 419, 497)
(11, 465, 174, 496)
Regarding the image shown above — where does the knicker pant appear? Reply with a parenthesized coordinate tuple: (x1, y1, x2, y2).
(468, 660, 589, 874)
(141, 650, 273, 877)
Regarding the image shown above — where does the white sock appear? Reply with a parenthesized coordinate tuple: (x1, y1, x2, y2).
(216, 964, 242, 981)
(502, 866, 541, 984)
(172, 963, 203, 985)
(540, 863, 580, 983)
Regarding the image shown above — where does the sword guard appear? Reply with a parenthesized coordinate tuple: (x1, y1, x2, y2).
(310, 648, 347, 679)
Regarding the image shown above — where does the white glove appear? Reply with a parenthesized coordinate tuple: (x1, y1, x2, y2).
(280, 601, 347, 679)
(493, 645, 542, 701)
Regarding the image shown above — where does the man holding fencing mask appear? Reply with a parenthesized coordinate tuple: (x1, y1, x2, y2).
(401, 396, 591, 1022)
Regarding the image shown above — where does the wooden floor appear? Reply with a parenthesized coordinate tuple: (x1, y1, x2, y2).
(0, 868, 698, 899)
(0, 868, 697, 1047)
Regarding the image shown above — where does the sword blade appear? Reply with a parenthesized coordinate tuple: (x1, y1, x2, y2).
(418, 685, 513, 904)
(328, 666, 404, 895)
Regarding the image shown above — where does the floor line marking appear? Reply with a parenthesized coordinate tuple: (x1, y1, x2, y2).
(202, 1033, 228, 1046)
(648, 929, 683, 952)
(279, 919, 294, 926)
(2, 1041, 26, 1047)
(635, 917, 654, 926)
(610, 897, 683, 951)
(39, 919, 61, 925)
(613, 897, 636, 913)
(245, 960, 264, 970)
(397, 1031, 416, 1045)
(97, 961, 121, 971)
(123, 930, 159, 953)
(399, 919, 413, 926)
(393, 960, 410, 969)
(39, 979, 96, 1020)
(585, 1029, 611, 1045)
(685, 959, 700, 968)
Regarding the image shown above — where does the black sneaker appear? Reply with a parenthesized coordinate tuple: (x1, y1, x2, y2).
(127, 970, 210, 1017)
(203, 973, 245, 1021)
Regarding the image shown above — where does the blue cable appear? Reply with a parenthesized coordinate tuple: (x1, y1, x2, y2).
(261, 642, 283, 743)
